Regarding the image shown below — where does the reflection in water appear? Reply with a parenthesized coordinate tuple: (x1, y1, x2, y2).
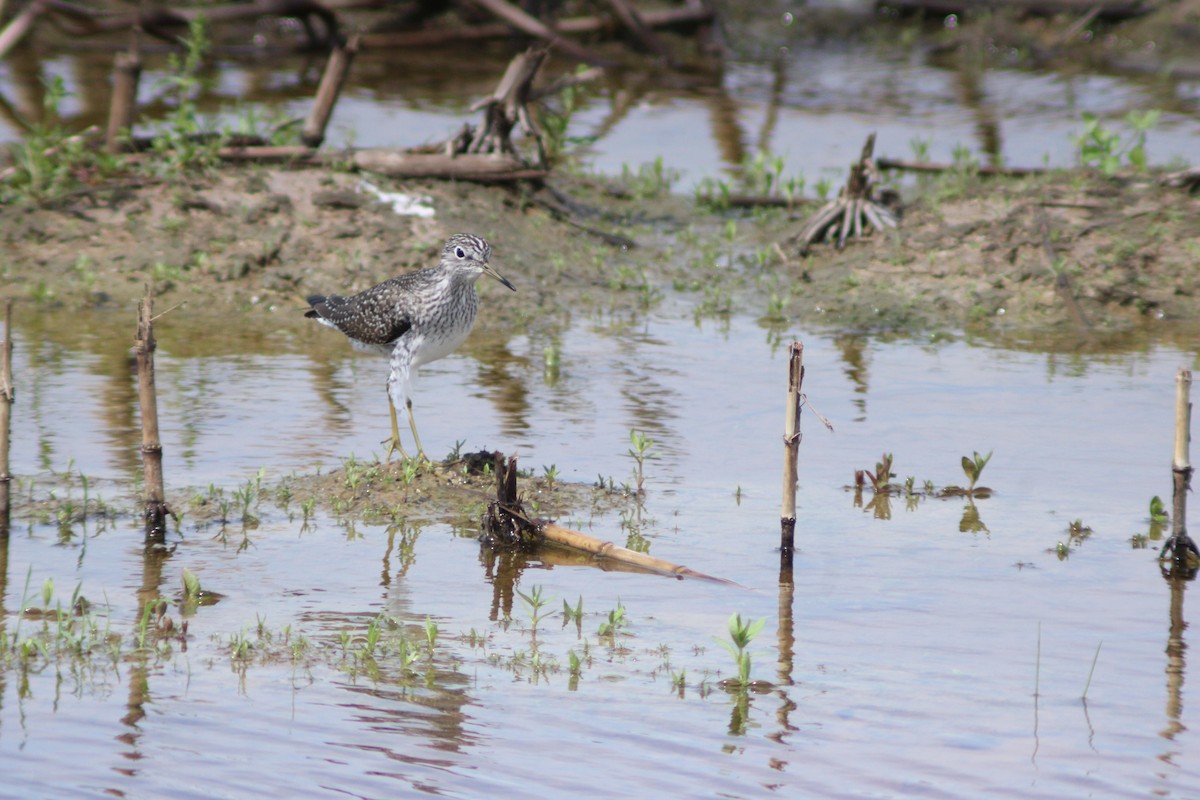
(118, 538, 172, 783)
(834, 334, 869, 422)
(1162, 575, 1188, 742)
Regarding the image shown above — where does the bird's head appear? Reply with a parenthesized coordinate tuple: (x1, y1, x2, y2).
(443, 233, 516, 292)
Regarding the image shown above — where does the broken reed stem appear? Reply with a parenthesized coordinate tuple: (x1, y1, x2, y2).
(0, 301, 13, 532)
(301, 32, 359, 148)
(537, 521, 732, 583)
(1172, 368, 1192, 539)
(134, 286, 166, 538)
(780, 342, 804, 567)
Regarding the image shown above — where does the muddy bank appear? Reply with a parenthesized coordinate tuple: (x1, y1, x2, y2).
(1, 164, 1198, 341)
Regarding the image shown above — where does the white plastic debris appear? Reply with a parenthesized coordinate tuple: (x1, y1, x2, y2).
(357, 180, 436, 218)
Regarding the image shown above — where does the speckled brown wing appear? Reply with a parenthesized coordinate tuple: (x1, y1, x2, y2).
(305, 274, 421, 346)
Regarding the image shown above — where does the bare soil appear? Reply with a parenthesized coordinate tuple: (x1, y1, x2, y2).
(2, 164, 1197, 338)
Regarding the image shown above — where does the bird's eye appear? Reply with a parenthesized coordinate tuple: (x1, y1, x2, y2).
(455, 247, 466, 259)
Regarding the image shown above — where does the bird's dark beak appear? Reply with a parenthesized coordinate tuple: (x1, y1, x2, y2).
(484, 263, 516, 292)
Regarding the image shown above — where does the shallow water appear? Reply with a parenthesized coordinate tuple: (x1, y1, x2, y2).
(2, 305, 1198, 798)
(3, 22, 1198, 190)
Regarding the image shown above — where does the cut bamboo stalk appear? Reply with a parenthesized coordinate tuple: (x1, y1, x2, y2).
(780, 342, 803, 569)
(301, 32, 359, 148)
(105, 44, 142, 154)
(0, 301, 13, 534)
(1162, 367, 1197, 567)
(134, 285, 167, 539)
(1171, 368, 1193, 535)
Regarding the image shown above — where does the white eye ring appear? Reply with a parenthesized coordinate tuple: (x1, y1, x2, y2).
(455, 247, 466, 259)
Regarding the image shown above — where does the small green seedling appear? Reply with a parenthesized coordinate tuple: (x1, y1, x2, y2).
(1149, 496, 1169, 524)
(716, 613, 766, 687)
(961, 450, 993, 496)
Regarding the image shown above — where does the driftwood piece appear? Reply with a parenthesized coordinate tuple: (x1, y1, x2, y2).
(467, 0, 611, 66)
(349, 149, 548, 181)
(1160, 167, 1200, 192)
(793, 133, 898, 255)
(877, 157, 1043, 177)
(0, 0, 45, 60)
(105, 40, 142, 154)
(601, 0, 674, 63)
(462, 46, 548, 164)
(482, 453, 733, 583)
(360, 5, 716, 49)
(301, 32, 360, 147)
(876, 0, 1154, 21)
(36, 0, 346, 46)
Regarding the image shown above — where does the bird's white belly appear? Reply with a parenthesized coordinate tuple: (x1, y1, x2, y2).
(410, 325, 471, 368)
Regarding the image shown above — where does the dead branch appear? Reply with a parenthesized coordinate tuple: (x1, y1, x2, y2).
(360, 5, 716, 49)
(601, 0, 674, 63)
(466, 0, 612, 66)
(0, 0, 45, 60)
(301, 32, 360, 147)
(876, 0, 1153, 22)
(38, 0, 347, 47)
(877, 157, 1043, 177)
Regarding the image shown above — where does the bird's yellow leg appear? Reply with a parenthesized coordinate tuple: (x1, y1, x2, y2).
(384, 397, 411, 463)
(405, 399, 430, 463)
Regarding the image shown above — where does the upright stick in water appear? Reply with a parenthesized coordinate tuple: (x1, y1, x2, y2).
(305, 233, 516, 462)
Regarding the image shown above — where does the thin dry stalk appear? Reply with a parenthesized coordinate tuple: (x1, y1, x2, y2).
(134, 285, 167, 538)
(0, 301, 13, 531)
(301, 32, 359, 147)
(780, 342, 803, 567)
